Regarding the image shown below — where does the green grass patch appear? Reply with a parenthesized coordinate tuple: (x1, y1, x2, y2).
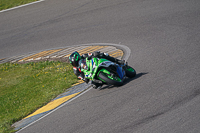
(0, 61, 78, 133)
(0, 0, 39, 11)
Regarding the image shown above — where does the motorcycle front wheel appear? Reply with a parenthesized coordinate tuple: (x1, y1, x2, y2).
(98, 72, 124, 86)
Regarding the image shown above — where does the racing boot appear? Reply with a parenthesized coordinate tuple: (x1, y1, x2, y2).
(91, 81, 102, 89)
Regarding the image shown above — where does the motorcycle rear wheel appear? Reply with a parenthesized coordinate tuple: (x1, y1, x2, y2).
(98, 72, 124, 86)
(125, 66, 136, 78)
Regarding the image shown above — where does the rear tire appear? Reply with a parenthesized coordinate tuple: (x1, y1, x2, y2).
(125, 66, 136, 78)
(98, 72, 123, 86)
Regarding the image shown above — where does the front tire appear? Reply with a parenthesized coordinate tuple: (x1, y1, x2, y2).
(98, 72, 123, 86)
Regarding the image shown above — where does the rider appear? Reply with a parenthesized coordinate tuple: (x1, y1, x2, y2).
(69, 51, 124, 89)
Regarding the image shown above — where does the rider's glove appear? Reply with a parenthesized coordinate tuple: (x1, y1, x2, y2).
(73, 67, 81, 76)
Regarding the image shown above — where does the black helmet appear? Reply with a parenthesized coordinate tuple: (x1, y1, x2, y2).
(69, 51, 81, 67)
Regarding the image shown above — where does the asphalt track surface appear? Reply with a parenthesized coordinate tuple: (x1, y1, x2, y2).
(1, 0, 200, 132)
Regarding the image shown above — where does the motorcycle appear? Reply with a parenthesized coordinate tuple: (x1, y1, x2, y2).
(80, 57, 136, 87)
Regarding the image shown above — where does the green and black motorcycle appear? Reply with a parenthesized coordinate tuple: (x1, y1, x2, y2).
(79, 57, 136, 86)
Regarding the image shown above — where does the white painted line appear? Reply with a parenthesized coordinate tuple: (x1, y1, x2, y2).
(27, 58, 34, 61)
(35, 57, 42, 60)
(0, 0, 45, 13)
(44, 56, 50, 59)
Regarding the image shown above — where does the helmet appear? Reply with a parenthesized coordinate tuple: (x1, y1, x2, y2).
(69, 51, 81, 67)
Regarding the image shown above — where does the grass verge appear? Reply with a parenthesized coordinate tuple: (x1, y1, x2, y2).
(0, 0, 39, 11)
(0, 61, 78, 133)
